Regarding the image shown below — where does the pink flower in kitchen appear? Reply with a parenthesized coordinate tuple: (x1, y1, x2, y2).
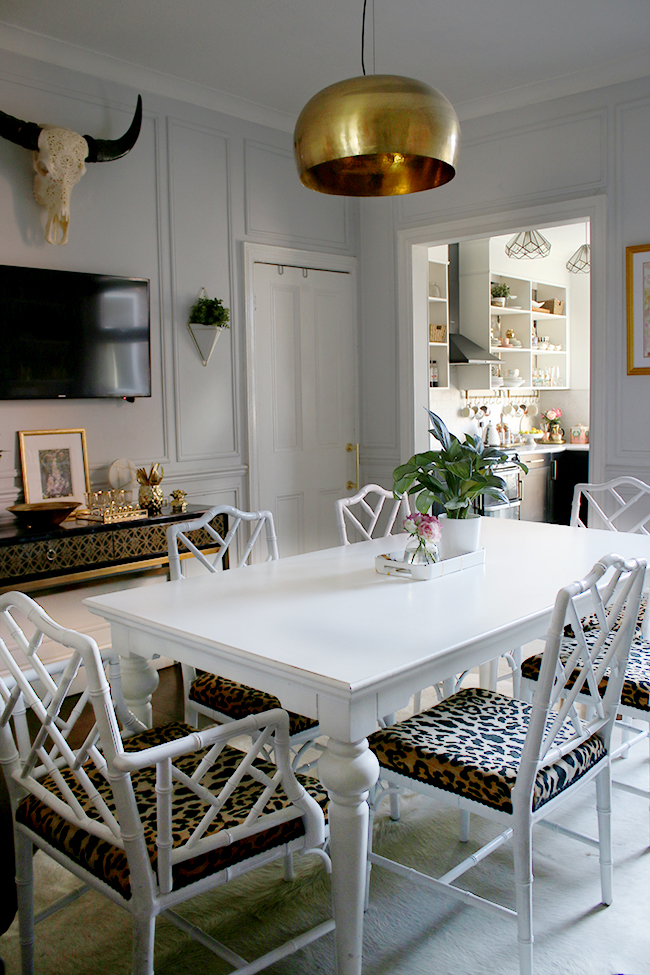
(403, 512, 442, 543)
(541, 408, 562, 423)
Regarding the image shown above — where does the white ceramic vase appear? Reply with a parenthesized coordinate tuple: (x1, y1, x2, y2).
(438, 512, 482, 560)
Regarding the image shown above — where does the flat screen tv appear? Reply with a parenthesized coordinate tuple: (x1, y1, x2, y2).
(0, 264, 151, 399)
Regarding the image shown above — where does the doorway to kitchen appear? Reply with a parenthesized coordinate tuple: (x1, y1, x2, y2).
(397, 197, 605, 488)
(424, 222, 591, 448)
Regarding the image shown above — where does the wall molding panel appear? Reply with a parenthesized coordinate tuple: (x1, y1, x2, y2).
(244, 139, 352, 250)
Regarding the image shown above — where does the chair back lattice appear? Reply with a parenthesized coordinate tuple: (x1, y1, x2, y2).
(515, 554, 646, 811)
(571, 476, 650, 535)
(167, 505, 279, 580)
(335, 484, 410, 545)
(0, 592, 325, 898)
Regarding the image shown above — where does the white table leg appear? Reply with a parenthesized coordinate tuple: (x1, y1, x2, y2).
(119, 653, 159, 726)
(318, 737, 379, 975)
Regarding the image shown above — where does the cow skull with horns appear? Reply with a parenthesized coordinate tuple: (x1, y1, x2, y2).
(0, 95, 142, 244)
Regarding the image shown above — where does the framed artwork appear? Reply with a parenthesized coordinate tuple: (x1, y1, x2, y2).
(18, 429, 90, 505)
(626, 243, 650, 375)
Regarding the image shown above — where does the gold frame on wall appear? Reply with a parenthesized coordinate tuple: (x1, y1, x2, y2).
(626, 243, 650, 375)
(18, 429, 90, 505)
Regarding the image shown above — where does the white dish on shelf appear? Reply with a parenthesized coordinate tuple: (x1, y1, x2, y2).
(503, 377, 526, 387)
(491, 377, 504, 386)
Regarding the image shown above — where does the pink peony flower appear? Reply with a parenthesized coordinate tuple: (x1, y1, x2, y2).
(542, 408, 562, 422)
(403, 512, 441, 543)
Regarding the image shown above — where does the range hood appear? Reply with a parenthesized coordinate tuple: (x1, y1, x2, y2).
(448, 334, 501, 365)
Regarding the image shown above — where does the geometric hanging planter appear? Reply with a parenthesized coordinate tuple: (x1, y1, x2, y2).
(187, 322, 224, 366)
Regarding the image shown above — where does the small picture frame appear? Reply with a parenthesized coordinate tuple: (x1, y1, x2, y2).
(18, 429, 90, 505)
(626, 243, 650, 375)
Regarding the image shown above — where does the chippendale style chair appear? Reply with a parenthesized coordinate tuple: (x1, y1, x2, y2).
(166, 505, 321, 768)
(519, 476, 650, 806)
(366, 554, 645, 975)
(335, 483, 410, 546)
(0, 591, 333, 975)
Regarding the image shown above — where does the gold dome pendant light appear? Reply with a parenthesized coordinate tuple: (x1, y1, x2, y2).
(293, 2, 460, 197)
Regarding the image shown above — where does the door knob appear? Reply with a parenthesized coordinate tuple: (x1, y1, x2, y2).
(346, 442, 359, 491)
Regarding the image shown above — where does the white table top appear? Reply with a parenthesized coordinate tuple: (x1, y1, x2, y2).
(84, 518, 650, 740)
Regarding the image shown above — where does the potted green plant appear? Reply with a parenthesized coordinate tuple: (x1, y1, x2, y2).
(491, 282, 510, 306)
(187, 289, 230, 366)
(393, 410, 528, 557)
(188, 291, 230, 328)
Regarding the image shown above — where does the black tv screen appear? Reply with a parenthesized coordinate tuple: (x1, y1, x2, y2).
(0, 265, 151, 399)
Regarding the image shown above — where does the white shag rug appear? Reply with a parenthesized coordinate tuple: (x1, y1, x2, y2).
(1, 749, 648, 975)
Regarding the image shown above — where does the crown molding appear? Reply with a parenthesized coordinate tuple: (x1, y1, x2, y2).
(0, 22, 296, 133)
(456, 50, 650, 121)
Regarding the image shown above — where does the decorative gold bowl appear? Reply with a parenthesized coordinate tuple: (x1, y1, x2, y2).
(8, 502, 81, 530)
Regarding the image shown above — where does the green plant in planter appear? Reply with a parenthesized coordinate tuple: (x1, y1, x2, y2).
(393, 409, 528, 519)
(189, 293, 230, 327)
(491, 282, 511, 299)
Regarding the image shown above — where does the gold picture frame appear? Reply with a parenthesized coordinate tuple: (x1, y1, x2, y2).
(18, 429, 90, 505)
(626, 243, 650, 375)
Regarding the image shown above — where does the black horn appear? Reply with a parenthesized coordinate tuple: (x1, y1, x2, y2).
(84, 94, 143, 163)
(0, 109, 41, 151)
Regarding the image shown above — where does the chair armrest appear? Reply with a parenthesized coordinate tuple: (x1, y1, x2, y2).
(112, 707, 290, 771)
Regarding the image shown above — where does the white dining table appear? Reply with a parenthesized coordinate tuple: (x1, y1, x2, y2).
(84, 517, 650, 975)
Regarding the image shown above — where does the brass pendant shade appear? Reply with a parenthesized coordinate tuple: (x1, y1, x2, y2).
(293, 74, 460, 197)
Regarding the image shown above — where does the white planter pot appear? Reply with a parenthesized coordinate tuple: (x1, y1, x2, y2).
(438, 513, 482, 560)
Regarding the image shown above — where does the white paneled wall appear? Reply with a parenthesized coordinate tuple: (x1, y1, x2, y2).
(358, 76, 650, 491)
(0, 48, 356, 652)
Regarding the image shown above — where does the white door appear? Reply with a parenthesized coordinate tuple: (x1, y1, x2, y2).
(251, 261, 357, 556)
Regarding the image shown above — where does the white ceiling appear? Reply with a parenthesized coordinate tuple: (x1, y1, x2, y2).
(1, 0, 650, 131)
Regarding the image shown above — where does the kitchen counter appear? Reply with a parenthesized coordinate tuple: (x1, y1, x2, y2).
(505, 443, 589, 457)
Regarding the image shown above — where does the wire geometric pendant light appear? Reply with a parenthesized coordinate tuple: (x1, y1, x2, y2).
(293, 2, 460, 197)
(504, 230, 551, 259)
(565, 243, 590, 273)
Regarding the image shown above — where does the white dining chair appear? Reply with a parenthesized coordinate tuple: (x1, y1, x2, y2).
(0, 591, 333, 975)
(519, 475, 650, 806)
(571, 475, 650, 536)
(366, 553, 645, 975)
(335, 483, 410, 546)
(166, 504, 321, 769)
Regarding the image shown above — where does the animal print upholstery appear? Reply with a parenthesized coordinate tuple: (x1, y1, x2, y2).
(368, 687, 606, 814)
(189, 673, 319, 736)
(17, 722, 328, 900)
(521, 635, 650, 713)
(564, 592, 647, 639)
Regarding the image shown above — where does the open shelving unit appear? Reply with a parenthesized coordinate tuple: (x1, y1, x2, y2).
(428, 246, 450, 393)
(457, 239, 569, 392)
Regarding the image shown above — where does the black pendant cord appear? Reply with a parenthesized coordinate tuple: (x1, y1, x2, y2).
(361, 0, 367, 75)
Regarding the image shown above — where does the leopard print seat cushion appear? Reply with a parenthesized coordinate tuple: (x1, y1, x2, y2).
(17, 722, 328, 901)
(368, 687, 606, 815)
(564, 592, 647, 639)
(189, 673, 319, 737)
(521, 635, 650, 713)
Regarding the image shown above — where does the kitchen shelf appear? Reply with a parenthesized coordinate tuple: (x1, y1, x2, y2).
(457, 239, 569, 392)
(428, 257, 450, 390)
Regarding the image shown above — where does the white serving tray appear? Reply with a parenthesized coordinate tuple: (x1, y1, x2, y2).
(375, 548, 485, 581)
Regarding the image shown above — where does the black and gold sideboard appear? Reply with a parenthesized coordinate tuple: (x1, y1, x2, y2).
(0, 505, 227, 593)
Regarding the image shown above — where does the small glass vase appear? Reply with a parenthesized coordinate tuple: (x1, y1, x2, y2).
(403, 534, 439, 565)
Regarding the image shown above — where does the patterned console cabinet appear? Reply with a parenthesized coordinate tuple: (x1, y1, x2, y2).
(0, 505, 226, 592)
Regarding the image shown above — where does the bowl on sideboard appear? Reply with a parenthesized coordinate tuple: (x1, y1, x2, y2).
(8, 502, 81, 530)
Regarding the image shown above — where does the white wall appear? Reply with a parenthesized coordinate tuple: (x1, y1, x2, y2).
(0, 50, 358, 515)
(358, 75, 650, 489)
(0, 50, 357, 661)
